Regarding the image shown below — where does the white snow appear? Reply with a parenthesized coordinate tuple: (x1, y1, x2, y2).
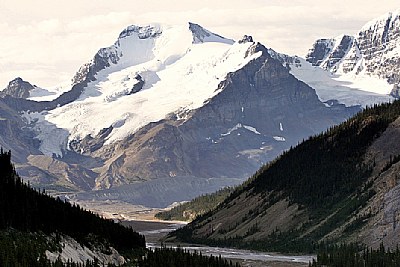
(243, 125, 261, 135)
(221, 123, 243, 136)
(290, 57, 394, 107)
(273, 136, 286, 142)
(28, 83, 71, 102)
(221, 123, 261, 136)
(21, 111, 68, 157)
(279, 122, 283, 131)
(27, 23, 261, 152)
(361, 8, 400, 32)
(300, 9, 400, 107)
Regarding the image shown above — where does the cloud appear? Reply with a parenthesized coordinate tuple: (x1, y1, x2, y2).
(0, 0, 399, 87)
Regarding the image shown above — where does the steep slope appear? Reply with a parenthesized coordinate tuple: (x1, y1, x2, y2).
(306, 9, 400, 97)
(0, 150, 145, 265)
(171, 100, 400, 252)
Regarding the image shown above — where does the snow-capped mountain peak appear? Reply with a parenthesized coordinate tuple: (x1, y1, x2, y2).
(306, 9, 400, 97)
(26, 22, 263, 157)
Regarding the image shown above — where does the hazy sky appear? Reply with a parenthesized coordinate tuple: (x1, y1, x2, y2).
(0, 0, 399, 87)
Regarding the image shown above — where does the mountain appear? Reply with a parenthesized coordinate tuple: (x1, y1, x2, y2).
(306, 9, 400, 98)
(0, 22, 357, 207)
(170, 100, 400, 252)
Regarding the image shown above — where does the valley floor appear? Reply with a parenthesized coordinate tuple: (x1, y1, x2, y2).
(122, 220, 312, 267)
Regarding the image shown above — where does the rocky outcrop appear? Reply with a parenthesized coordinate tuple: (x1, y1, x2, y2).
(0, 77, 35, 99)
(129, 75, 144, 94)
(306, 39, 334, 66)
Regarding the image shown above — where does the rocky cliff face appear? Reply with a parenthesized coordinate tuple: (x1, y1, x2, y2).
(306, 9, 400, 96)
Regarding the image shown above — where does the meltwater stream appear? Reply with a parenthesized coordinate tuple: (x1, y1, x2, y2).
(147, 242, 314, 264)
(129, 220, 315, 266)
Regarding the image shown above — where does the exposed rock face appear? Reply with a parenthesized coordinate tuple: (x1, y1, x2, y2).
(0, 99, 40, 161)
(306, 39, 335, 66)
(0, 77, 34, 99)
(129, 75, 144, 94)
(87, 42, 357, 187)
(353, 117, 400, 249)
(306, 10, 400, 96)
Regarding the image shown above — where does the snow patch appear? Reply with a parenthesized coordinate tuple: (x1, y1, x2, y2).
(273, 136, 286, 142)
(221, 123, 261, 136)
(243, 125, 261, 135)
(279, 122, 283, 131)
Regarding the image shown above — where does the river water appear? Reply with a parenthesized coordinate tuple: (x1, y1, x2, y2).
(124, 220, 315, 266)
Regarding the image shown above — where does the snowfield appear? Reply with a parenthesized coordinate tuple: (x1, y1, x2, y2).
(25, 23, 261, 156)
(289, 57, 394, 107)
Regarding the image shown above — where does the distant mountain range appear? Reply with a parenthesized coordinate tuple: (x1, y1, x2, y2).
(0, 10, 399, 207)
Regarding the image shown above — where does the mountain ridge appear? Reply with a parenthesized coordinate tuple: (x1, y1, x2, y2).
(0, 21, 368, 207)
(306, 8, 400, 97)
(169, 100, 400, 252)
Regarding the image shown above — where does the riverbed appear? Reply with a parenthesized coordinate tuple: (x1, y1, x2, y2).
(123, 220, 314, 267)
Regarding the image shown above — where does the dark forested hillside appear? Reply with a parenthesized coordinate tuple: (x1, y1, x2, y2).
(0, 150, 145, 251)
(0, 150, 145, 266)
(171, 100, 400, 252)
(310, 243, 400, 267)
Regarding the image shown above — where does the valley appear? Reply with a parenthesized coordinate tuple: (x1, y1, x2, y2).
(1, 4, 400, 266)
(123, 220, 313, 267)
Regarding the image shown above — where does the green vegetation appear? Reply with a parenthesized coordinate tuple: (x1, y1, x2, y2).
(173, 100, 400, 252)
(310, 243, 400, 267)
(155, 187, 234, 221)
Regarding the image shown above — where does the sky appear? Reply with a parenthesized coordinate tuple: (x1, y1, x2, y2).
(0, 0, 399, 88)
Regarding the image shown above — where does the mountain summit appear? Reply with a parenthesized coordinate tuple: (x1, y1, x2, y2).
(0, 77, 35, 99)
(0, 22, 357, 207)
